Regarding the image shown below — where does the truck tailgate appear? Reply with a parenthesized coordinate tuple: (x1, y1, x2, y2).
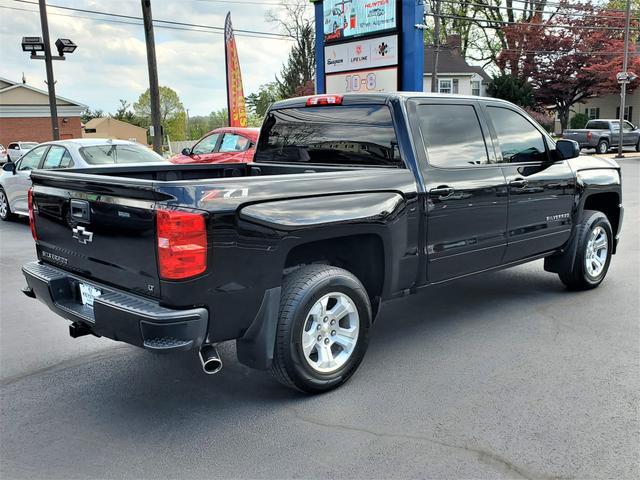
(32, 176, 161, 299)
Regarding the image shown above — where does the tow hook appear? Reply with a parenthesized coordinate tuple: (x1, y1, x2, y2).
(69, 322, 95, 338)
(22, 286, 35, 298)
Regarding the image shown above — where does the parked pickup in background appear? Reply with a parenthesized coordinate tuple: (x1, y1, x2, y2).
(563, 119, 640, 154)
(22, 93, 623, 393)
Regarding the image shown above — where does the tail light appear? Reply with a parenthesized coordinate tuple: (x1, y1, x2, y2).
(28, 188, 37, 241)
(306, 95, 343, 106)
(156, 209, 207, 280)
(587, 131, 592, 141)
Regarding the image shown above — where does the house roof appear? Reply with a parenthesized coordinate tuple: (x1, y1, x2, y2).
(0, 75, 87, 108)
(84, 117, 146, 131)
(423, 47, 491, 82)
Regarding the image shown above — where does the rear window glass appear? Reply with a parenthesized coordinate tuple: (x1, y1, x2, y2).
(79, 144, 164, 164)
(585, 121, 610, 130)
(255, 105, 403, 167)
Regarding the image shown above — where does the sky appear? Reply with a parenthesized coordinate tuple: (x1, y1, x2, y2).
(0, 0, 309, 116)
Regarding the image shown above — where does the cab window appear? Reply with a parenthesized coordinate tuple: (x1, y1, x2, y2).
(415, 104, 489, 167)
(42, 145, 74, 169)
(17, 146, 48, 171)
(192, 134, 220, 154)
(487, 106, 548, 163)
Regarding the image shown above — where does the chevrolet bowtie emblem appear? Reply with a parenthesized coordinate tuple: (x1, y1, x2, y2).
(72, 225, 94, 244)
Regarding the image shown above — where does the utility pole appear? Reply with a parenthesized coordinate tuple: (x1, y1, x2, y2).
(141, 0, 162, 154)
(430, 0, 441, 93)
(38, 0, 59, 140)
(617, 0, 632, 158)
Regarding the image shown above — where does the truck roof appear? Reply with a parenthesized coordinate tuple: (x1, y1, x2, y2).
(270, 92, 515, 109)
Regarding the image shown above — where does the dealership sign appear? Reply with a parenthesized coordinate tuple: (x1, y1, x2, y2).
(323, 0, 397, 42)
(324, 34, 398, 74)
(326, 66, 398, 94)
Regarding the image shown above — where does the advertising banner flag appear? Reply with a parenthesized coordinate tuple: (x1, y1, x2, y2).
(224, 12, 248, 127)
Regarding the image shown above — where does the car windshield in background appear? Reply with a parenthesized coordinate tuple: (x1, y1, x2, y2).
(79, 144, 163, 164)
(255, 105, 403, 167)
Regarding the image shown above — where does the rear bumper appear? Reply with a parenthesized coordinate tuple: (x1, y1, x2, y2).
(22, 261, 208, 352)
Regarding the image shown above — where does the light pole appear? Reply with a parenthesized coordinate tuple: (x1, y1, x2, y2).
(141, 0, 163, 154)
(616, 0, 632, 159)
(21, 0, 77, 141)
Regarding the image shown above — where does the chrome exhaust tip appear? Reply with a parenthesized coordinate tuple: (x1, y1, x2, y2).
(199, 344, 222, 374)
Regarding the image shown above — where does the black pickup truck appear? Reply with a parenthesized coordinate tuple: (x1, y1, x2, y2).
(22, 93, 623, 393)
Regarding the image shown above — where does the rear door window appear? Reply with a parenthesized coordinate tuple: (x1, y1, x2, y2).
(585, 121, 610, 130)
(42, 145, 74, 169)
(415, 104, 489, 167)
(256, 105, 403, 167)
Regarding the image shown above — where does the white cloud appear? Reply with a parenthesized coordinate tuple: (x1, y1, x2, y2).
(0, 0, 305, 116)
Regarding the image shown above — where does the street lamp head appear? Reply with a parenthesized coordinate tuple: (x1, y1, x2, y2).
(21, 36, 44, 52)
(55, 38, 77, 55)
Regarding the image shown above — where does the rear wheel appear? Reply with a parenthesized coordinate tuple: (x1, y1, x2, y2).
(596, 139, 609, 154)
(558, 210, 612, 291)
(635, 139, 640, 152)
(270, 264, 371, 393)
(0, 188, 16, 221)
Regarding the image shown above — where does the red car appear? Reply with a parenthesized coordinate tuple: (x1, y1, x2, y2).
(170, 127, 259, 164)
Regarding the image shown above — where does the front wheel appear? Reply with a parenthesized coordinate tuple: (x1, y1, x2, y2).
(270, 264, 371, 393)
(559, 210, 613, 291)
(596, 139, 609, 154)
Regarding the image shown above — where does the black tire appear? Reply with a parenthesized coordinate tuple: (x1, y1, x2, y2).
(596, 139, 609, 154)
(0, 187, 16, 221)
(558, 210, 613, 291)
(635, 139, 640, 152)
(270, 264, 371, 393)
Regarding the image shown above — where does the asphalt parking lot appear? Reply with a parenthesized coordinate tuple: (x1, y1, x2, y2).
(1, 159, 638, 480)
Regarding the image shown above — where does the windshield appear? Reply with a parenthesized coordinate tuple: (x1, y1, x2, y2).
(255, 105, 402, 167)
(79, 143, 164, 165)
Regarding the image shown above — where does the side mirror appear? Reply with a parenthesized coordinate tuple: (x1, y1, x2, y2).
(555, 139, 580, 160)
(181, 147, 192, 156)
(2, 162, 16, 173)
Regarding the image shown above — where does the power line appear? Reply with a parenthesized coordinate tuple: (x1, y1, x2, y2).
(436, 0, 640, 21)
(13, 0, 290, 38)
(2, 5, 293, 40)
(497, 48, 640, 56)
(433, 12, 633, 31)
(508, 0, 636, 14)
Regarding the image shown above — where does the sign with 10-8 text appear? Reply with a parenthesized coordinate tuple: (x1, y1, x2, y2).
(326, 66, 398, 94)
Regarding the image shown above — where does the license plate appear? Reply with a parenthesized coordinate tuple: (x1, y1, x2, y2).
(79, 282, 102, 307)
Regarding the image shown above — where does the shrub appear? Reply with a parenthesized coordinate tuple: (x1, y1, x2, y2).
(570, 112, 589, 129)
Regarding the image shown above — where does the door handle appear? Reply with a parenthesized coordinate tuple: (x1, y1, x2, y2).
(429, 186, 454, 197)
(509, 178, 528, 188)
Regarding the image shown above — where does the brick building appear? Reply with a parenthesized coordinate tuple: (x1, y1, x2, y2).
(0, 76, 86, 148)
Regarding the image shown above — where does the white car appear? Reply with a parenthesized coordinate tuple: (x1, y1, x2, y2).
(0, 138, 166, 220)
(6, 141, 38, 162)
(0, 144, 7, 164)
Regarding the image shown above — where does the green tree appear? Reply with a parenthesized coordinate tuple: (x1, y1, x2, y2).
(246, 82, 281, 118)
(112, 99, 139, 124)
(209, 109, 229, 129)
(133, 86, 186, 139)
(487, 73, 534, 108)
(81, 108, 103, 124)
(266, 0, 315, 98)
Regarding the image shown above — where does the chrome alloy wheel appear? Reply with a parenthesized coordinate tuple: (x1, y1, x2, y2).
(0, 190, 8, 219)
(301, 292, 360, 374)
(585, 225, 608, 278)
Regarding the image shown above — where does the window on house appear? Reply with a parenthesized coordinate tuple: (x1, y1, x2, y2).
(615, 106, 634, 122)
(84, 128, 97, 133)
(471, 80, 481, 96)
(586, 108, 600, 120)
(438, 79, 452, 94)
(452, 79, 459, 94)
